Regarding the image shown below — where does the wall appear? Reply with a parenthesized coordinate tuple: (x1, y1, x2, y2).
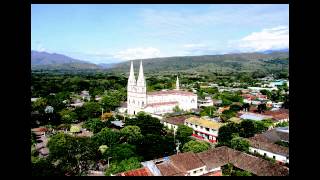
(249, 147, 289, 164)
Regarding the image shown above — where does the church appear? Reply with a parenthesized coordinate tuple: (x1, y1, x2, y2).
(126, 60, 197, 115)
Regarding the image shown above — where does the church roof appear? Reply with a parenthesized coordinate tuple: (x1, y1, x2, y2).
(148, 90, 196, 96)
(146, 101, 178, 108)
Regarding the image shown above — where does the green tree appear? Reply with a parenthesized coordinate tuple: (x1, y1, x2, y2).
(176, 125, 193, 145)
(120, 125, 143, 144)
(91, 128, 121, 147)
(230, 136, 250, 152)
(47, 133, 97, 176)
(59, 109, 77, 124)
(239, 120, 257, 138)
(182, 140, 210, 153)
(105, 157, 141, 176)
(257, 103, 267, 113)
(105, 144, 138, 162)
(83, 118, 106, 133)
(217, 123, 239, 146)
(32, 97, 48, 113)
(200, 106, 216, 117)
(125, 112, 164, 135)
(173, 105, 182, 113)
(77, 102, 102, 120)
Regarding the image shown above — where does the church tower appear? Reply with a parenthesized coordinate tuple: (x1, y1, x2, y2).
(176, 75, 180, 90)
(127, 61, 136, 115)
(136, 60, 147, 108)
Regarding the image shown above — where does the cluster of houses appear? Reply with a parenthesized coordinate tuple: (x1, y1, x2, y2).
(114, 146, 289, 176)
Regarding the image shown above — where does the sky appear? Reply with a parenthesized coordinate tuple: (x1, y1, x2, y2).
(31, 4, 289, 64)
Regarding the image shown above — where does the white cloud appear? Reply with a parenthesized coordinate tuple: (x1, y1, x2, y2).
(232, 26, 289, 52)
(183, 43, 207, 48)
(34, 41, 46, 52)
(113, 47, 161, 60)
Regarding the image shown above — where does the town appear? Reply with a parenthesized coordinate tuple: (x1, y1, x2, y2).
(31, 60, 289, 176)
(31, 4, 289, 176)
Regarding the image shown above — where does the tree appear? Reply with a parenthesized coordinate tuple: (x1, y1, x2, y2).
(105, 144, 138, 162)
(83, 118, 106, 133)
(105, 157, 141, 176)
(59, 109, 77, 124)
(98, 145, 109, 154)
(120, 125, 143, 144)
(217, 123, 239, 146)
(70, 125, 81, 133)
(230, 136, 250, 152)
(125, 112, 164, 135)
(47, 133, 97, 175)
(200, 106, 216, 117)
(77, 102, 101, 120)
(239, 120, 257, 138)
(101, 112, 113, 121)
(173, 105, 182, 113)
(182, 140, 210, 153)
(222, 110, 236, 119)
(176, 125, 193, 145)
(32, 97, 48, 113)
(229, 104, 243, 112)
(242, 103, 250, 112)
(91, 128, 121, 147)
(257, 103, 267, 113)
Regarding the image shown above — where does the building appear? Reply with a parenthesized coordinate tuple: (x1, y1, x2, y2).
(117, 146, 289, 176)
(185, 117, 224, 143)
(126, 61, 197, 115)
(247, 138, 289, 164)
(161, 115, 190, 131)
(238, 112, 273, 121)
(198, 96, 214, 108)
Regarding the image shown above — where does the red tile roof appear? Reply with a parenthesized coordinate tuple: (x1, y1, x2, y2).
(247, 138, 289, 156)
(116, 167, 153, 176)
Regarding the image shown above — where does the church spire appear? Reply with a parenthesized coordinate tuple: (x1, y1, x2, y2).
(128, 61, 136, 85)
(137, 60, 145, 86)
(176, 75, 180, 90)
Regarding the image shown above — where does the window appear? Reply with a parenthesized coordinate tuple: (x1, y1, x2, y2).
(193, 170, 197, 174)
(200, 169, 203, 172)
(200, 126, 203, 129)
(273, 156, 276, 159)
(264, 153, 267, 157)
(254, 150, 257, 154)
(195, 125, 198, 128)
(205, 128, 209, 131)
(142, 101, 144, 106)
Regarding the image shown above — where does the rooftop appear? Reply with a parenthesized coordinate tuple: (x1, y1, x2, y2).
(186, 117, 224, 130)
(162, 115, 192, 125)
(247, 138, 289, 156)
(146, 101, 178, 108)
(148, 90, 196, 96)
(115, 167, 153, 176)
(239, 112, 272, 121)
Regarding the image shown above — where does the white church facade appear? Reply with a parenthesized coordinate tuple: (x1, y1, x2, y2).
(126, 61, 197, 115)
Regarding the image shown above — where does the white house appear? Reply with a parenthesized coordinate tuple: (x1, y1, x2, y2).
(185, 117, 223, 143)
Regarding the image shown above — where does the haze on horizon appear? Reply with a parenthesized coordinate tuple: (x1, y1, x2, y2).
(31, 4, 289, 64)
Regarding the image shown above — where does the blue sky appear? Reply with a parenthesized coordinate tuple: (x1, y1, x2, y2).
(31, 4, 289, 64)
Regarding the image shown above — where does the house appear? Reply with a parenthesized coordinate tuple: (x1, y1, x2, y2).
(198, 97, 214, 108)
(80, 90, 91, 101)
(247, 137, 289, 164)
(122, 146, 289, 176)
(161, 115, 190, 131)
(153, 152, 207, 176)
(185, 117, 224, 143)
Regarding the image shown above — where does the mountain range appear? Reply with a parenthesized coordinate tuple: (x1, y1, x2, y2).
(31, 50, 288, 74)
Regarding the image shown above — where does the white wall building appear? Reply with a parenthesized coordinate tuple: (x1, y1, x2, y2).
(127, 61, 197, 115)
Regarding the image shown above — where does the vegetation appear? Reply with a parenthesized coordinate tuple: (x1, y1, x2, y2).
(105, 157, 142, 176)
(176, 125, 194, 145)
(182, 140, 210, 153)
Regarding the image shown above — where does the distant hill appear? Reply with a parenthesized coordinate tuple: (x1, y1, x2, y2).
(31, 50, 101, 70)
(109, 51, 289, 75)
